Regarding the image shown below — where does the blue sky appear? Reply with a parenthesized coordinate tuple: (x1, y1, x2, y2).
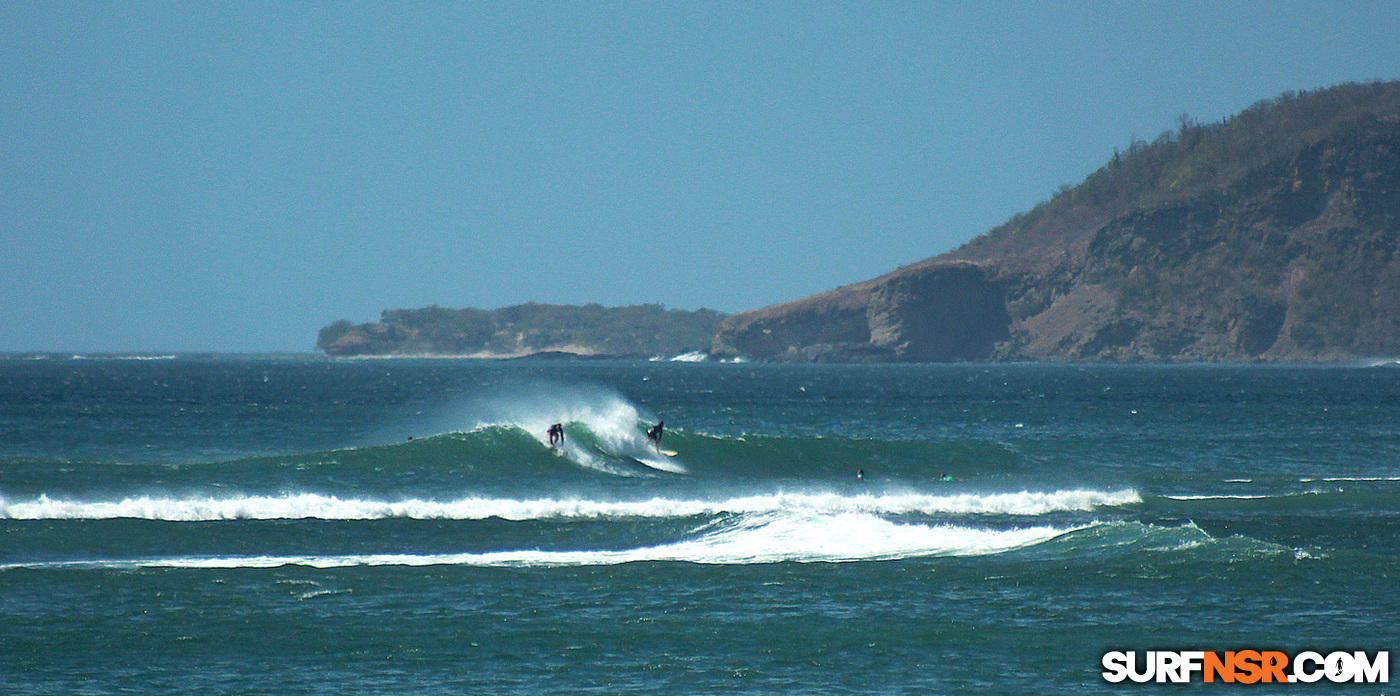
(4, 2, 1399, 352)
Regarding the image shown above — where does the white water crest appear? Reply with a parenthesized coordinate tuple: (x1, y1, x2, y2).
(668, 351, 709, 362)
(1162, 494, 1274, 500)
(0, 488, 1140, 521)
(0, 511, 1083, 569)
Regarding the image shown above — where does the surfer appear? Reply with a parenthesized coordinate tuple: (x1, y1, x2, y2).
(548, 423, 564, 448)
(857, 469, 865, 481)
(646, 421, 664, 450)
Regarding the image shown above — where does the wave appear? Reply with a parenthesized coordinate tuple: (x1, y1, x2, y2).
(0, 517, 1295, 572)
(1146, 488, 1400, 513)
(449, 386, 676, 471)
(0, 510, 1081, 569)
(242, 423, 686, 482)
(0, 488, 1139, 522)
(70, 354, 180, 361)
(443, 399, 1020, 481)
(1161, 494, 1275, 500)
(381, 384, 1023, 481)
(664, 351, 709, 362)
(0, 429, 1030, 504)
(0, 386, 1032, 504)
(1021, 520, 1294, 564)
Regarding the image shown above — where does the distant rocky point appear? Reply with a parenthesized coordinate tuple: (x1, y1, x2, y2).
(318, 303, 725, 359)
(713, 80, 1400, 362)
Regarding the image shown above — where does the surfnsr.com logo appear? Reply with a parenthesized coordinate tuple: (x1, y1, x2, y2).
(1102, 650, 1389, 684)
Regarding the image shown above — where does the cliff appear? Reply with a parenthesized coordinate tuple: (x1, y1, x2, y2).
(319, 303, 725, 358)
(714, 81, 1400, 362)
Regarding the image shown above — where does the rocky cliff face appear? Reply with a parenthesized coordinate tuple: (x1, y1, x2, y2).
(714, 83, 1400, 362)
(865, 263, 1011, 360)
(712, 262, 1012, 362)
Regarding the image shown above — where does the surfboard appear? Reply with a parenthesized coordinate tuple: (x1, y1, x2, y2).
(637, 455, 686, 474)
(660, 449, 679, 457)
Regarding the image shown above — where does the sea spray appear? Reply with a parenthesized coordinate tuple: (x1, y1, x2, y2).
(453, 382, 683, 474)
(459, 382, 653, 449)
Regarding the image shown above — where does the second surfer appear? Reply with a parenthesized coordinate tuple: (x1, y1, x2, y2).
(646, 421, 664, 451)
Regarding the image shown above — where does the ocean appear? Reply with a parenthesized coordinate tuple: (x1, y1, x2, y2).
(2, 356, 1397, 694)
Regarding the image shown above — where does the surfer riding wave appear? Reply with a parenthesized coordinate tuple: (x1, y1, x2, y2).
(646, 421, 664, 451)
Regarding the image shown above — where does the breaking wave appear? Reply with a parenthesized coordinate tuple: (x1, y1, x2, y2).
(1, 511, 1081, 569)
(1, 488, 1140, 522)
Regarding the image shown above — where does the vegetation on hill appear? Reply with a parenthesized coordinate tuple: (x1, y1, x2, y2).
(954, 80, 1400, 266)
(716, 80, 1400, 362)
(318, 303, 726, 358)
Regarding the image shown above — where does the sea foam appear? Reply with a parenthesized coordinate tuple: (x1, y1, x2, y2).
(0, 488, 1140, 521)
(0, 511, 1080, 569)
